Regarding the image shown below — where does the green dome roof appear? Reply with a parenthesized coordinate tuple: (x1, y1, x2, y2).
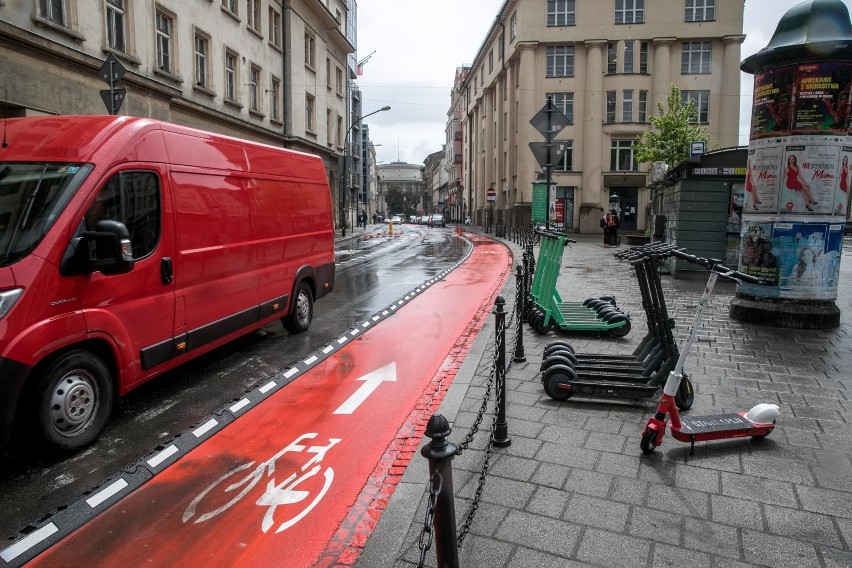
(741, 0, 852, 73)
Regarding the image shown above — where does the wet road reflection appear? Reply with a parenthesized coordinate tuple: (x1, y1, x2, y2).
(0, 223, 469, 540)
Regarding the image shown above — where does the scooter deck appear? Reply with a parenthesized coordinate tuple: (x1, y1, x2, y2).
(679, 413, 752, 434)
(561, 379, 660, 398)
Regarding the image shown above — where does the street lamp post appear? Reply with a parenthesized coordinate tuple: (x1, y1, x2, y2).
(340, 105, 390, 237)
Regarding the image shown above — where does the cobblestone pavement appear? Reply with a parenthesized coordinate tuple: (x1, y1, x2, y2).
(358, 229, 852, 568)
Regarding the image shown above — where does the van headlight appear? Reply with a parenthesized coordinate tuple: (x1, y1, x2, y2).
(0, 289, 23, 320)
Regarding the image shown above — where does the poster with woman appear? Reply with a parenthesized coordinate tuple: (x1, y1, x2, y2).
(751, 65, 796, 138)
(835, 146, 852, 216)
(792, 62, 852, 135)
(780, 144, 839, 214)
(738, 221, 843, 300)
(744, 141, 783, 213)
(771, 222, 844, 299)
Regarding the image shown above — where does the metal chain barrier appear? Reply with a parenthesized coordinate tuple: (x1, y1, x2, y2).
(414, 251, 534, 567)
(416, 470, 442, 567)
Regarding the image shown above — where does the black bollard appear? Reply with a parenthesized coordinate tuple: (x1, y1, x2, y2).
(420, 414, 459, 568)
(493, 297, 512, 447)
(514, 265, 526, 362)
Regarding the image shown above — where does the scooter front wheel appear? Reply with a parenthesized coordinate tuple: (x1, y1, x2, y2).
(674, 375, 695, 411)
(640, 428, 658, 454)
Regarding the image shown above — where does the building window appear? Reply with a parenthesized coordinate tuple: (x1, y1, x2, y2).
(685, 0, 715, 21)
(269, 6, 282, 48)
(547, 92, 574, 124)
(555, 141, 574, 172)
(640, 41, 649, 73)
(682, 90, 710, 123)
(306, 94, 315, 132)
(155, 10, 173, 73)
(222, 0, 237, 16)
(249, 64, 261, 112)
(225, 50, 238, 102)
(39, 0, 66, 26)
(639, 90, 648, 122)
(547, 0, 576, 26)
(682, 41, 711, 74)
(488, 49, 493, 73)
(326, 109, 333, 146)
(607, 42, 617, 74)
(623, 89, 633, 122)
(246, 0, 260, 31)
(337, 115, 344, 147)
(270, 76, 281, 121)
(606, 91, 616, 122)
(194, 31, 210, 89)
(305, 32, 316, 68)
(336, 67, 343, 96)
(499, 32, 504, 59)
(510, 12, 517, 39)
(611, 140, 638, 171)
(615, 0, 644, 24)
(106, 0, 126, 53)
(546, 45, 574, 78)
(624, 41, 634, 73)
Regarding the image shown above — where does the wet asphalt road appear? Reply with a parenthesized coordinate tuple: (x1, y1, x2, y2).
(0, 223, 469, 541)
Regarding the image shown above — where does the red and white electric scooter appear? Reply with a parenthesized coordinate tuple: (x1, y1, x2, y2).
(640, 250, 780, 455)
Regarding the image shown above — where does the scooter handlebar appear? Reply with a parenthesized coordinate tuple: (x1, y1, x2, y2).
(669, 249, 760, 284)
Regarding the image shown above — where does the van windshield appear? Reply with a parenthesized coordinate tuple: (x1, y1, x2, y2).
(0, 162, 93, 267)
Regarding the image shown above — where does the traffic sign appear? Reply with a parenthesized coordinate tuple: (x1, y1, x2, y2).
(98, 53, 126, 84)
(486, 187, 497, 202)
(529, 141, 570, 170)
(99, 88, 126, 115)
(529, 102, 570, 138)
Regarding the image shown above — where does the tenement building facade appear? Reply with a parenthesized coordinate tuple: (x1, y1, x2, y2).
(460, 0, 744, 233)
(0, 0, 356, 227)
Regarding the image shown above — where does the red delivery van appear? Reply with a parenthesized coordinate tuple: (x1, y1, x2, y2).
(0, 115, 335, 451)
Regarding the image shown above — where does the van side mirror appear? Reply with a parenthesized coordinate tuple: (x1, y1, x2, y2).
(62, 220, 135, 276)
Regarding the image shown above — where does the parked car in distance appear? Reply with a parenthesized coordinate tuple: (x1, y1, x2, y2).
(420, 215, 430, 225)
(409, 215, 417, 223)
(430, 214, 446, 227)
(390, 215, 402, 224)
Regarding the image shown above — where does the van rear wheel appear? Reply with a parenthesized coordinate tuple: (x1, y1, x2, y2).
(284, 282, 313, 334)
(34, 350, 114, 451)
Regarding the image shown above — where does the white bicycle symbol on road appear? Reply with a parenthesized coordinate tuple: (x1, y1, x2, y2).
(182, 433, 341, 533)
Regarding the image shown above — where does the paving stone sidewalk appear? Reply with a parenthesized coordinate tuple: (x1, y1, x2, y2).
(358, 230, 852, 568)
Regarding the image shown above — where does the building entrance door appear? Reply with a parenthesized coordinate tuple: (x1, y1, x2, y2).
(613, 187, 638, 231)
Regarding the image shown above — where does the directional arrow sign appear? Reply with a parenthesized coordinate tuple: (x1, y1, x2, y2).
(333, 362, 397, 414)
(529, 141, 570, 170)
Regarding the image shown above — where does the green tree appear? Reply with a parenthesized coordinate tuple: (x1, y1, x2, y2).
(384, 186, 420, 216)
(633, 84, 718, 170)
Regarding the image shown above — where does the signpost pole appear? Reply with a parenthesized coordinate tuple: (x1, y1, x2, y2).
(545, 96, 552, 231)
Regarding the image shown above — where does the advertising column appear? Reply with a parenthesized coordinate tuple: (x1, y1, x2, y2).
(731, 0, 851, 329)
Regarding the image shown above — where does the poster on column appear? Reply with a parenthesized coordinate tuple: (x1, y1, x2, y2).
(836, 146, 852, 216)
(744, 141, 783, 213)
(780, 143, 840, 215)
(750, 65, 796, 139)
(793, 62, 852, 135)
(738, 221, 844, 300)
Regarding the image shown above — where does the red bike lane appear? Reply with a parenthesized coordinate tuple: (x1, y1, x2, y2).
(29, 235, 511, 567)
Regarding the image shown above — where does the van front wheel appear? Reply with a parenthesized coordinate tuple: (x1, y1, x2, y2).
(34, 350, 114, 451)
(284, 282, 313, 334)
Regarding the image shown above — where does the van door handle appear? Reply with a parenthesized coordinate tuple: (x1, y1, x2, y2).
(161, 257, 173, 285)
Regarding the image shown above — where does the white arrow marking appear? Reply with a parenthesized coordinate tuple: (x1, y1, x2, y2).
(333, 362, 397, 415)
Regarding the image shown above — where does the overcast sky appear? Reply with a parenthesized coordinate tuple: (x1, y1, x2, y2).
(355, 0, 851, 166)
